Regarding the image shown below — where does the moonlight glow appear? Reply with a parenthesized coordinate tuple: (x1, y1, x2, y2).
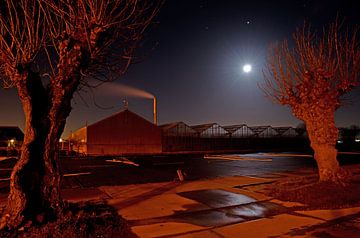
(243, 64, 252, 73)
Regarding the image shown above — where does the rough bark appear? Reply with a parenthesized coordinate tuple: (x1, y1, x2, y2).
(263, 22, 359, 184)
(0, 0, 162, 230)
(299, 106, 349, 183)
(0, 68, 77, 229)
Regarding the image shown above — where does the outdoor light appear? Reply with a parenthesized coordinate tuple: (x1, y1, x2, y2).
(337, 140, 343, 144)
(59, 138, 63, 143)
(8, 139, 15, 148)
(355, 139, 360, 143)
(243, 64, 252, 73)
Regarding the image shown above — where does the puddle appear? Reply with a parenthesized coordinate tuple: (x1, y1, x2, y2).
(175, 210, 245, 227)
(225, 203, 267, 217)
(222, 202, 287, 219)
(130, 209, 245, 227)
(130, 190, 289, 228)
(178, 189, 256, 208)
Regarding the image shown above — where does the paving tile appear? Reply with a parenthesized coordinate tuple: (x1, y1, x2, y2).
(295, 207, 360, 221)
(174, 209, 245, 227)
(270, 199, 305, 208)
(225, 187, 270, 201)
(131, 222, 206, 238)
(214, 214, 322, 238)
(61, 188, 110, 202)
(114, 193, 209, 220)
(222, 201, 288, 219)
(173, 229, 222, 238)
(166, 176, 273, 194)
(178, 189, 256, 208)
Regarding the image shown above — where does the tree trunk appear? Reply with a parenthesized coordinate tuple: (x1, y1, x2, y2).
(304, 112, 349, 183)
(312, 143, 341, 181)
(0, 72, 67, 229)
(4, 125, 62, 229)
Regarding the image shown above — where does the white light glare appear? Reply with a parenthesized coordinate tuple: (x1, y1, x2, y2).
(243, 64, 252, 73)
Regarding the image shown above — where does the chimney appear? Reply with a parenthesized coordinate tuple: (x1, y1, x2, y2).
(153, 96, 157, 125)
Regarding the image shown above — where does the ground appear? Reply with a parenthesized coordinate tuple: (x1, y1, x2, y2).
(263, 165, 360, 210)
(0, 201, 138, 238)
(0, 152, 359, 237)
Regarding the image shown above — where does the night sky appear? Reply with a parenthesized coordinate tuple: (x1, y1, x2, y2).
(1, 0, 360, 137)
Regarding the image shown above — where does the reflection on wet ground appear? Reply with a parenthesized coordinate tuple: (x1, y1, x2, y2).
(175, 210, 245, 227)
(130, 189, 289, 228)
(178, 189, 256, 208)
(171, 201, 287, 227)
(221, 201, 287, 219)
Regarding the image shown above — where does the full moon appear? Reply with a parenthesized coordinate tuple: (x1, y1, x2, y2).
(243, 64, 252, 73)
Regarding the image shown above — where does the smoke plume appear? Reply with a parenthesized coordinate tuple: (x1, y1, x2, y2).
(102, 83, 154, 99)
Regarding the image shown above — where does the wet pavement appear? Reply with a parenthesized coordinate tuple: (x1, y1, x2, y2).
(178, 189, 256, 208)
(0, 152, 358, 194)
(0, 153, 309, 189)
(0, 152, 359, 189)
(121, 174, 360, 238)
(128, 188, 289, 228)
(1, 153, 360, 237)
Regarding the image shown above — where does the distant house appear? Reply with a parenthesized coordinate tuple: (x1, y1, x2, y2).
(224, 124, 255, 138)
(0, 126, 24, 155)
(69, 109, 162, 155)
(273, 127, 298, 137)
(249, 126, 279, 138)
(191, 123, 229, 138)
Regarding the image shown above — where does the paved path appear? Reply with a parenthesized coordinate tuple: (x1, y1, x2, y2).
(1, 153, 359, 237)
(60, 173, 360, 238)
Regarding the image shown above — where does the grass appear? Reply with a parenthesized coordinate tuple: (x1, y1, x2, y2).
(263, 164, 360, 210)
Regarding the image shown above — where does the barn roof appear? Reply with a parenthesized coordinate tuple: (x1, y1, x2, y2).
(0, 126, 24, 141)
(89, 109, 154, 128)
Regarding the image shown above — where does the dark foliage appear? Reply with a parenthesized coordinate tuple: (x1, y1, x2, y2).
(0, 201, 138, 238)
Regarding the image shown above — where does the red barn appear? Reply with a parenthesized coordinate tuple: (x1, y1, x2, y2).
(70, 109, 162, 155)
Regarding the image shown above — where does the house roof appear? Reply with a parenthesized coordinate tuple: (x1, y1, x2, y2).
(0, 126, 24, 141)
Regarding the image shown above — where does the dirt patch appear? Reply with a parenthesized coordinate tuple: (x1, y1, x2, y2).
(262, 165, 360, 210)
(0, 201, 138, 238)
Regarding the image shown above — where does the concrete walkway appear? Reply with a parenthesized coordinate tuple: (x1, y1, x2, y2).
(1, 174, 359, 237)
(61, 174, 360, 238)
